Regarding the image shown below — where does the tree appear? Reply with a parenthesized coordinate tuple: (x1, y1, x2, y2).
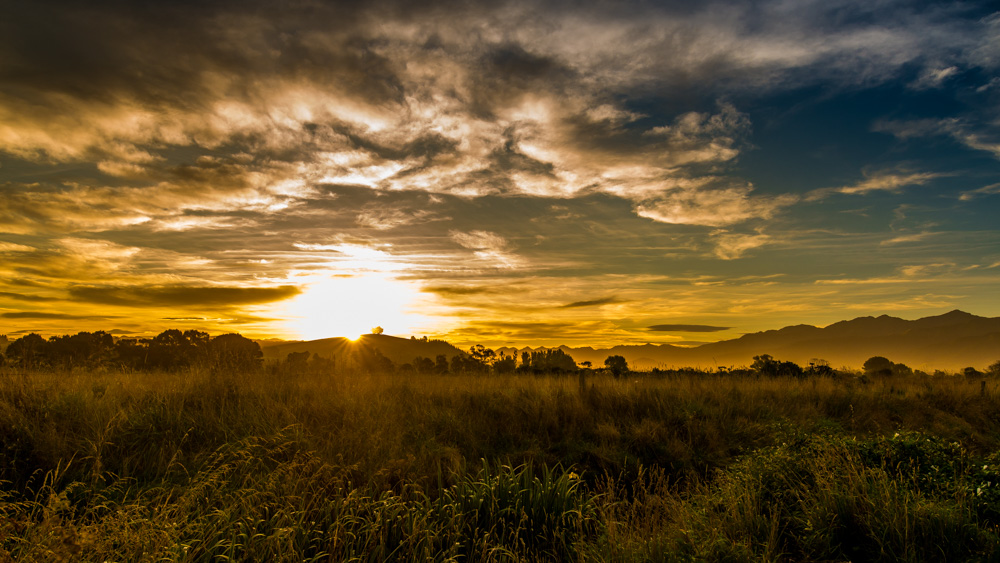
(964, 366, 984, 379)
(604, 355, 628, 377)
(285, 351, 311, 371)
(806, 359, 834, 377)
(371, 326, 384, 335)
(986, 360, 1000, 378)
(863, 356, 894, 377)
(525, 349, 578, 373)
(209, 333, 263, 372)
(413, 356, 436, 374)
(435, 354, 450, 374)
(469, 344, 497, 365)
(751, 354, 804, 378)
(5, 333, 49, 369)
(494, 352, 517, 373)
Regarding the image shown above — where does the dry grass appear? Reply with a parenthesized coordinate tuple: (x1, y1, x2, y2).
(1, 367, 999, 560)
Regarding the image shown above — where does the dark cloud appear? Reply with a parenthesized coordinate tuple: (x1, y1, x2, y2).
(423, 285, 511, 296)
(1, 311, 117, 320)
(559, 297, 622, 308)
(0, 292, 58, 302)
(69, 285, 301, 307)
(647, 324, 731, 332)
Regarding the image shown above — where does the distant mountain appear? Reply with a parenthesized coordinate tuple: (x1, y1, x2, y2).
(258, 334, 464, 365)
(506, 310, 1000, 372)
(260, 311, 999, 372)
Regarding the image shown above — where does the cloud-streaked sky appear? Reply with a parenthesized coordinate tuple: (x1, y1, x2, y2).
(2, 0, 998, 346)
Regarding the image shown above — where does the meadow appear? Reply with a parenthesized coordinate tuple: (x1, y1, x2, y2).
(1, 365, 999, 561)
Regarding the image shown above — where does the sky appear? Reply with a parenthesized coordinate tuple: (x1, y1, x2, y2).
(1, 0, 999, 348)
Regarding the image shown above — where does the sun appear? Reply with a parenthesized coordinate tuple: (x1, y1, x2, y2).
(278, 272, 430, 341)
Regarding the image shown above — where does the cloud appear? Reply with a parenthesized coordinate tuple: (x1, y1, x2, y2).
(0, 0, 997, 342)
(0, 312, 117, 320)
(0, 242, 35, 252)
(356, 207, 436, 230)
(959, 182, 1000, 201)
(422, 284, 516, 297)
(647, 324, 731, 332)
(909, 65, 959, 90)
(449, 230, 523, 268)
(710, 230, 772, 260)
(875, 119, 1000, 160)
(0, 292, 58, 302)
(881, 232, 936, 245)
(636, 184, 797, 227)
(68, 285, 301, 308)
(450, 230, 510, 251)
(558, 297, 622, 308)
(808, 168, 945, 199)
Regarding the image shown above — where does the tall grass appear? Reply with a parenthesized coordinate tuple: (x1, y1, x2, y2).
(1, 367, 999, 560)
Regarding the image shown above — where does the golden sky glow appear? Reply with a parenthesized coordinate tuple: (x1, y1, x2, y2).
(1, 0, 999, 347)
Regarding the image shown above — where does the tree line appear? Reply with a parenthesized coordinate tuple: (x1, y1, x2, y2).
(0, 330, 262, 372)
(3, 330, 998, 380)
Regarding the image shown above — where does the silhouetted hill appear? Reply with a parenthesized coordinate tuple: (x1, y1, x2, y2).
(534, 311, 1000, 371)
(259, 334, 465, 365)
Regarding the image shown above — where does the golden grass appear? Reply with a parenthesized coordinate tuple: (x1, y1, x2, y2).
(1, 367, 999, 560)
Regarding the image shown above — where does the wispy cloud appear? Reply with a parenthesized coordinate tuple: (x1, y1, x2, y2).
(710, 231, 772, 260)
(959, 182, 1000, 201)
(881, 232, 936, 245)
(647, 324, 731, 332)
(875, 118, 1000, 160)
(808, 168, 946, 200)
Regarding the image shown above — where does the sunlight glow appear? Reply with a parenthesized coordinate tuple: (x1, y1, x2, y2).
(278, 272, 431, 340)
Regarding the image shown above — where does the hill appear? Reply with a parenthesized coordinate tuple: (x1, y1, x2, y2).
(259, 334, 465, 365)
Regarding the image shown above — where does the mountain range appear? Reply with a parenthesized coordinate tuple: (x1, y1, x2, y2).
(504, 310, 1000, 371)
(260, 310, 1000, 372)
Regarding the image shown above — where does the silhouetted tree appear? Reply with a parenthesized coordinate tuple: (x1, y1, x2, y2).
(5, 333, 49, 369)
(891, 362, 913, 377)
(604, 355, 628, 378)
(806, 359, 835, 377)
(494, 352, 517, 373)
(448, 353, 486, 374)
(863, 356, 912, 378)
(357, 347, 394, 373)
(988, 361, 1000, 378)
(48, 331, 114, 370)
(435, 354, 450, 374)
(750, 354, 804, 378)
(413, 356, 436, 374)
(209, 333, 263, 372)
(863, 356, 894, 377)
(147, 329, 193, 370)
(964, 366, 984, 379)
(372, 326, 384, 335)
(285, 351, 311, 371)
(524, 349, 578, 373)
(469, 344, 496, 366)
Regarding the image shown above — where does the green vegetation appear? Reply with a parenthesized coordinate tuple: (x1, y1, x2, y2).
(1, 350, 1000, 560)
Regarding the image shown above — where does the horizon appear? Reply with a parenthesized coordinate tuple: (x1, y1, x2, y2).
(2, 307, 992, 351)
(2, 1, 999, 348)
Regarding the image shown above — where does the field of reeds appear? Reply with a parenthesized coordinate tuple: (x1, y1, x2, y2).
(1, 366, 999, 561)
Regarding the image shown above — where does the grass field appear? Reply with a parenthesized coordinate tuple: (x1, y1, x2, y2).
(1, 367, 999, 561)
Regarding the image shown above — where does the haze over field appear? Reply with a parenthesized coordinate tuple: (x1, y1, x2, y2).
(1, 0, 999, 347)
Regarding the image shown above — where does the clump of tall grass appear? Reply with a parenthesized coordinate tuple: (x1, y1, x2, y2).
(591, 432, 1000, 562)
